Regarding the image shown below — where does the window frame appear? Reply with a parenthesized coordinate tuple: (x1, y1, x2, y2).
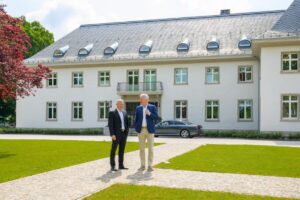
(174, 100, 188, 120)
(205, 67, 220, 84)
(174, 68, 188, 85)
(238, 66, 253, 84)
(281, 52, 300, 73)
(72, 72, 84, 87)
(205, 100, 220, 121)
(98, 101, 110, 120)
(46, 72, 58, 88)
(46, 102, 57, 121)
(281, 94, 300, 121)
(72, 101, 83, 121)
(237, 99, 253, 122)
(98, 71, 111, 87)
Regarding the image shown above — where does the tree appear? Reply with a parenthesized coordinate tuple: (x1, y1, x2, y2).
(0, 5, 51, 123)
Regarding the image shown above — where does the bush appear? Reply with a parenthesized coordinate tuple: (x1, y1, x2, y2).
(204, 130, 286, 140)
(1, 128, 103, 135)
(288, 133, 300, 140)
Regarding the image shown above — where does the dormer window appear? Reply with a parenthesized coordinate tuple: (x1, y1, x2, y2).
(53, 45, 69, 57)
(177, 39, 190, 52)
(207, 38, 220, 51)
(78, 43, 93, 56)
(238, 36, 252, 49)
(104, 42, 118, 56)
(139, 40, 153, 54)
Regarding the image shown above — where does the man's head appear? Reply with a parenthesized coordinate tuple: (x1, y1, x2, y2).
(140, 93, 149, 107)
(116, 99, 124, 111)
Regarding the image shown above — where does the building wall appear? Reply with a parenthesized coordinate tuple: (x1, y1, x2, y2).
(260, 46, 300, 132)
(17, 60, 259, 130)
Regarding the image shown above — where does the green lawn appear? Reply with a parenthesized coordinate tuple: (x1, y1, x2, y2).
(156, 144, 300, 178)
(0, 139, 140, 183)
(85, 184, 294, 200)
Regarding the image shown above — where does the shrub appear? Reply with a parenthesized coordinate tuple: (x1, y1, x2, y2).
(204, 130, 285, 140)
(1, 128, 103, 135)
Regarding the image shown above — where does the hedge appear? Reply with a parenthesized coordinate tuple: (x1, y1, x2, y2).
(0, 128, 103, 135)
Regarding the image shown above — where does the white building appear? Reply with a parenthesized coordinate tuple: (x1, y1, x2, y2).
(18, 0, 300, 132)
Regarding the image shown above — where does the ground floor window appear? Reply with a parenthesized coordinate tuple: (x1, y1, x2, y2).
(282, 95, 299, 120)
(238, 100, 253, 121)
(98, 101, 110, 120)
(72, 102, 83, 120)
(174, 101, 187, 120)
(206, 100, 219, 121)
(46, 102, 57, 121)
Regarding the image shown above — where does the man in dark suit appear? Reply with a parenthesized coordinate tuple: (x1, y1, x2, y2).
(135, 93, 158, 172)
(108, 99, 129, 171)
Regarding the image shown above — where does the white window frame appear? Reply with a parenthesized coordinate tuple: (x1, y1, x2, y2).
(174, 100, 188, 120)
(98, 101, 110, 120)
(98, 71, 110, 87)
(72, 102, 83, 121)
(238, 66, 253, 83)
(205, 100, 219, 121)
(281, 52, 299, 73)
(72, 72, 84, 87)
(174, 68, 188, 85)
(46, 102, 57, 121)
(47, 72, 57, 88)
(238, 99, 253, 121)
(206, 67, 220, 84)
(281, 94, 299, 121)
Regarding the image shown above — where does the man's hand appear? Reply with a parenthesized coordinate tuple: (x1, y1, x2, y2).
(111, 135, 116, 141)
(145, 109, 151, 116)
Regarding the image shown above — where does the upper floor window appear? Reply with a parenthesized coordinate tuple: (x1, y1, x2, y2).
(98, 101, 110, 120)
(72, 102, 83, 121)
(174, 100, 187, 120)
(206, 67, 219, 84)
(207, 38, 220, 51)
(206, 100, 219, 121)
(72, 72, 83, 87)
(282, 53, 299, 72)
(238, 36, 251, 49)
(139, 40, 153, 54)
(78, 43, 93, 56)
(53, 45, 69, 57)
(239, 66, 253, 83)
(98, 71, 110, 87)
(175, 68, 188, 85)
(46, 102, 57, 121)
(47, 72, 57, 87)
(282, 95, 299, 121)
(177, 39, 190, 52)
(104, 42, 118, 56)
(238, 100, 253, 121)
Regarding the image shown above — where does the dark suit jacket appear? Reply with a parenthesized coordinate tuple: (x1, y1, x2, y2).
(134, 104, 158, 134)
(108, 109, 129, 137)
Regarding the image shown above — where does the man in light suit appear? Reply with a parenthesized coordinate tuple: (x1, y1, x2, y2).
(108, 99, 129, 171)
(135, 93, 158, 172)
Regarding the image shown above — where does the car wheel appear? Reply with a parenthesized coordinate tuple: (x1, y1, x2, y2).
(154, 135, 159, 137)
(180, 129, 190, 138)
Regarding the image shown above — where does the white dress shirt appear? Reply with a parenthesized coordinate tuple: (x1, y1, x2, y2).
(117, 109, 125, 130)
(142, 105, 149, 127)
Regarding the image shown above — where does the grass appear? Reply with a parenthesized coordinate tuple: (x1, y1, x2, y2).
(156, 144, 300, 178)
(85, 184, 294, 200)
(0, 139, 140, 183)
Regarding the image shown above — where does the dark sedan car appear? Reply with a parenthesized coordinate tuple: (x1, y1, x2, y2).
(155, 120, 203, 138)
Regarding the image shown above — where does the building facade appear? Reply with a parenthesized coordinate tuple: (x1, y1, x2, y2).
(18, 0, 300, 132)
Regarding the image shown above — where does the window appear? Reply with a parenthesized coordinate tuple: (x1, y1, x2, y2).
(175, 68, 188, 85)
(104, 42, 118, 55)
(127, 70, 139, 91)
(206, 100, 219, 121)
(238, 36, 251, 49)
(47, 72, 57, 87)
(72, 102, 83, 120)
(282, 95, 299, 120)
(98, 101, 110, 120)
(207, 38, 219, 51)
(78, 43, 93, 56)
(177, 39, 190, 52)
(98, 71, 110, 87)
(206, 67, 219, 84)
(53, 45, 69, 57)
(139, 40, 153, 54)
(282, 53, 299, 72)
(174, 101, 187, 120)
(239, 66, 253, 83)
(46, 102, 57, 121)
(72, 72, 83, 87)
(238, 100, 253, 121)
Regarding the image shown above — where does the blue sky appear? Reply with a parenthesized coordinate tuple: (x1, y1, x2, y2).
(3, 0, 294, 41)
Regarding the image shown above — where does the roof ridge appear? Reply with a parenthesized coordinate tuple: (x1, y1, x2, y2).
(80, 10, 285, 28)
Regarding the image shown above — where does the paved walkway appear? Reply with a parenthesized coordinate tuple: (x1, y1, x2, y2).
(0, 135, 300, 199)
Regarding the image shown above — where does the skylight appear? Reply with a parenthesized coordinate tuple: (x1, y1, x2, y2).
(139, 40, 153, 54)
(207, 38, 220, 51)
(53, 45, 69, 57)
(177, 39, 190, 52)
(104, 42, 119, 55)
(238, 36, 252, 49)
(78, 43, 93, 56)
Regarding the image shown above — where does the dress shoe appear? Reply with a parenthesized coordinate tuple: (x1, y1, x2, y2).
(119, 166, 129, 170)
(147, 167, 154, 172)
(111, 167, 118, 172)
(138, 166, 146, 171)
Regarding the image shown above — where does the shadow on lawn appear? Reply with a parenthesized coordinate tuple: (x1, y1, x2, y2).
(0, 152, 15, 159)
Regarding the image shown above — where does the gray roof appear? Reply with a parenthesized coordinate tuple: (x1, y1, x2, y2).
(25, 10, 286, 65)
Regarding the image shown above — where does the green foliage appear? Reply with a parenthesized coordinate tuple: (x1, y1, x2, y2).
(1, 128, 103, 135)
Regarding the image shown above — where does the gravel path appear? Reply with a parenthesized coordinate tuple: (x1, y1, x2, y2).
(0, 135, 300, 200)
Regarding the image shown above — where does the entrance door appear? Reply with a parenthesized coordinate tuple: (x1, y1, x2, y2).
(127, 70, 139, 92)
(144, 69, 157, 91)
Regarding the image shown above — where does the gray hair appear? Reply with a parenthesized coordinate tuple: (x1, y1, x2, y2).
(140, 93, 149, 100)
(116, 99, 124, 105)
